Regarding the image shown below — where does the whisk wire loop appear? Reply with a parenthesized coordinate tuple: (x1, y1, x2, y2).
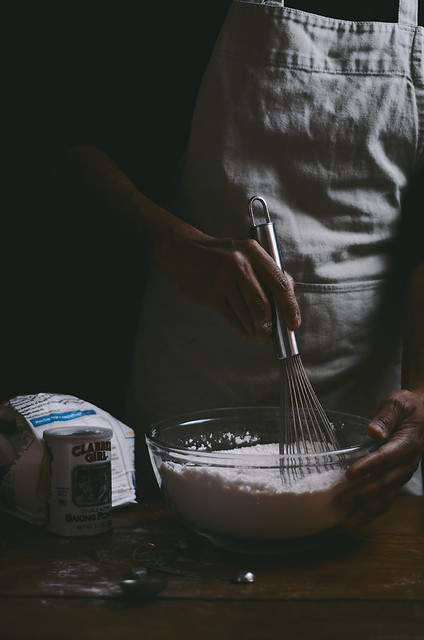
(279, 354, 344, 482)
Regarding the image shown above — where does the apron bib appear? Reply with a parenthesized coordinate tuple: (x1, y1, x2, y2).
(127, 0, 423, 490)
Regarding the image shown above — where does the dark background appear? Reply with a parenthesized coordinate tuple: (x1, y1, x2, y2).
(2, 0, 422, 425)
(2, 1, 230, 420)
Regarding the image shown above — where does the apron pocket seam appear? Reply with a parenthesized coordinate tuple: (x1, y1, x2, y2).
(294, 278, 392, 293)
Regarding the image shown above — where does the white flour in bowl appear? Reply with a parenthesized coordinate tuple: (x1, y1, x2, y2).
(159, 443, 347, 540)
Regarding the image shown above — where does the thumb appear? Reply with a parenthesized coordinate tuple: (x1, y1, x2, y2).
(368, 395, 403, 441)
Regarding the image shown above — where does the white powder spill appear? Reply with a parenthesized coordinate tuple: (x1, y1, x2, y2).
(159, 443, 347, 540)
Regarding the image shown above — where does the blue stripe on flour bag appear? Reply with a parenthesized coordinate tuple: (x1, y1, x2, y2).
(31, 409, 96, 427)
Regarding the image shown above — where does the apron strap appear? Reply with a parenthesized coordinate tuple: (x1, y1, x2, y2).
(398, 0, 418, 26)
(263, 1, 417, 23)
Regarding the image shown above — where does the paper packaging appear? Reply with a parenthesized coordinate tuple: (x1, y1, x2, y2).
(0, 392, 136, 524)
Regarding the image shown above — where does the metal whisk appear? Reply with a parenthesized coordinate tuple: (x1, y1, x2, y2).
(248, 196, 341, 479)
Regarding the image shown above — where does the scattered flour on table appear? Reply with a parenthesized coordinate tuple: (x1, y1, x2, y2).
(160, 442, 347, 540)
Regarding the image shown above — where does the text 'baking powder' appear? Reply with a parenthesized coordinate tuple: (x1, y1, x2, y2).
(43, 425, 113, 536)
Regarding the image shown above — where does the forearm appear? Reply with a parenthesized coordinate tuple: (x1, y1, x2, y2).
(45, 143, 199, 267)
(401, 263, 424, 394)
(46, 143, 300, 342)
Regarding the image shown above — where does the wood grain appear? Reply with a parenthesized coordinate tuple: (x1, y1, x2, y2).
(1, 497, 423, 639)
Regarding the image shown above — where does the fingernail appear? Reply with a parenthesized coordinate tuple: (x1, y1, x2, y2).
(291, 311, 301, 329)
(369, 422, 387, 439)
(259, 321, 272, 340)
(263, 320, 272, 335)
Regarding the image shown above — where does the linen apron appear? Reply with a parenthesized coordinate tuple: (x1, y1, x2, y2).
(127, 0, 424, 491)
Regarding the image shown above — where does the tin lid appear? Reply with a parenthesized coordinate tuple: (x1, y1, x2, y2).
(43, 425, 113, 440)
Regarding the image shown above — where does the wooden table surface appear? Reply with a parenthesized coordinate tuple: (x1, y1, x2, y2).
(1, 496, 423, 640)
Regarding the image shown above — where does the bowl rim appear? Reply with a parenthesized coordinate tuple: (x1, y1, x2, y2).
(145, 406, 373, 465)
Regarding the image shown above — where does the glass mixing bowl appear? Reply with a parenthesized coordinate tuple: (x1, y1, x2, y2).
(146, 406, 374, 553)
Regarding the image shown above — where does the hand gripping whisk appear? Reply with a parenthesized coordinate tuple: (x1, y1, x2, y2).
(248, 196, 341, 479)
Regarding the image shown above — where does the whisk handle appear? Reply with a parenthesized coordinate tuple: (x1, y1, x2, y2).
(248, 197, 298, 360)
